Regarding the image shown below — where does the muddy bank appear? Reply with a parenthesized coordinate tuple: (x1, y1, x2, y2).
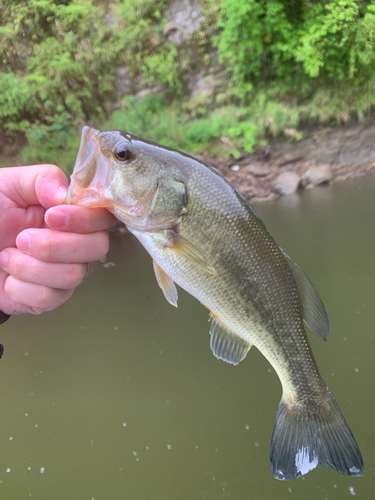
(194, 122, 375, 204)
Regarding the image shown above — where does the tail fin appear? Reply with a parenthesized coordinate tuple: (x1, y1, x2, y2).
(269, 392, 364, 480)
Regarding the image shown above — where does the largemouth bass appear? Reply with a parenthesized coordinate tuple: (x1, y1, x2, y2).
(66, 126, 364, 480)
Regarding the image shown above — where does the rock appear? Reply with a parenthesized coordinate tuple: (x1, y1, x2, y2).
(246, 162, 271, 177)
(283, 128, 298, 138)
(135, 86, 165, 100)
(275, 172, 301, 195)
(188, 72, 216, 99)
(314, 143, 340, 164)
(164, 0, 205, 46)
(105, 12, 116, 28)
(301, 165, 332, 188)
(274, 138, 316, 163)
(117, 67, 131, 96)
(338, 127, 375, 165)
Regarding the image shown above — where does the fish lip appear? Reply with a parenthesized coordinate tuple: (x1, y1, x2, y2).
(76, 126, 100, 166)
(65, 127, 102, 206)
(67, 189, 113, 208)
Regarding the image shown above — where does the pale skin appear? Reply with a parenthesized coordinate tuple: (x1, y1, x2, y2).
(0, 164, 117, 315)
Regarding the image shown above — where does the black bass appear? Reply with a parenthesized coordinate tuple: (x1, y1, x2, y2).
(66, 126, 364, 480)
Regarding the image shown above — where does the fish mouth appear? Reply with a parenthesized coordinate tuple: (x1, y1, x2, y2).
(65, 126, 112, 208)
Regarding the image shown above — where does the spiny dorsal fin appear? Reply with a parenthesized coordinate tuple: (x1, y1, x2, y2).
(153, 260, 178, 307)
(166, 230, 216, 275)
(209, 314, 252, 365)
(283, 252, 329, 340)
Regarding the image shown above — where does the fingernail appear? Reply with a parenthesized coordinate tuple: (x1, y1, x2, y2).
(0, 251, 9, 269)
(58, 185, 68, 196)
(52, 185, 68, 205)
(46, 209, 69, 229)
(17, 233, 30, 252)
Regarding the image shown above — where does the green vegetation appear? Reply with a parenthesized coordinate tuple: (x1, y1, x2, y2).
(1, 0, 375, 171)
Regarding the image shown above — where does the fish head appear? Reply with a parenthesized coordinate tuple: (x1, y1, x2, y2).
(66, 127, 187, 230)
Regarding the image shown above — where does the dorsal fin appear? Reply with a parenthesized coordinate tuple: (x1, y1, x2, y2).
(209, 314, 252, 365)
(153, 260, 178, 307)
(283, 252, 329, 340)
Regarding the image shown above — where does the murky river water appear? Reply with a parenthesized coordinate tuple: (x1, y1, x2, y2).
(1, 175, 374, 499)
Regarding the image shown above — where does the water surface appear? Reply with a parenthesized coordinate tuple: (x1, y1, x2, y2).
(0, 175, 374, 499)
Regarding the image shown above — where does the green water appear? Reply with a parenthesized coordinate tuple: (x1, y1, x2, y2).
(0, 175, 374, 499)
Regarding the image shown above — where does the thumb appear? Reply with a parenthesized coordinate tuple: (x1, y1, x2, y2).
(34, 165, 69, 209)
(3, 164, 69, 209)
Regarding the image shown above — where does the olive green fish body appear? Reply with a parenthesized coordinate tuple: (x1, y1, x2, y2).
(66, 127, 364, 480)
(130, 162, 324, 405)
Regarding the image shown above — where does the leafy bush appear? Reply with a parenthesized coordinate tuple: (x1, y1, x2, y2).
(0, 0, 180, 166)
(103, 94, 187, 150)
(214, 0, 375, 97)
(104, 97, 259, 156)
(112, 0, 181, 91)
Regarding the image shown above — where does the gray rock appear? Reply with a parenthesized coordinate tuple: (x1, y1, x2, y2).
(135, 86, 165, 100)
(338, 128, 375, 165)
(314, 143, 340, 164)
(246, 162, 271, 177)
(164, 0, 205, 46)
(274, 138, 316, 163)
(188, 73, 216, 99)
(275, 172, 301, 195)
(301, 165, 332, 188)
(117, 67, 131, 96)
(105, 12, 116, 28)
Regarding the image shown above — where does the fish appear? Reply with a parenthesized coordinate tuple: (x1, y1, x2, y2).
(65, 126, 364, 480)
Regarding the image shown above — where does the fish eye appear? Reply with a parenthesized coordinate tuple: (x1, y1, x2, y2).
(114, 145, 132, 162)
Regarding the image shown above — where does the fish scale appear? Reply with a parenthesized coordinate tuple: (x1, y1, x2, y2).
(66, 126, 364, 481)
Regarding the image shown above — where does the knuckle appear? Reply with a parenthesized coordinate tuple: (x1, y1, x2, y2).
(5, 251, 18, 275)
(39, 287, 72, 311)
(102, 233, 110, 255)
(3, 275, 14, 297)
(36, 233, 53, 261)
(94, 232, 110, 258)
(45, 164, 61, 174)
(40, 285, 54, 305)
(65, 263, 87, 286)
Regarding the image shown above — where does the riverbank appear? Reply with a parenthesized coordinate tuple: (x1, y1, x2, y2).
(194, 121, 375, 204)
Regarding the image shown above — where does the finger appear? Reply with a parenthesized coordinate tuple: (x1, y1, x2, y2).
(4, 275, 74, 314)
(0, 248, 88, 289)
(45, 205, 117, 233)
(0, 205, 46, 252)
(1, 164, 68, 209)
(16, 228, 110, 263)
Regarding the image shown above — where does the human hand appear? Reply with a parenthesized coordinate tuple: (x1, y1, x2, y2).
(0, 165, 117, 316)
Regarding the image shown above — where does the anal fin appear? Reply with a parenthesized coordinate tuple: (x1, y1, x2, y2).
(153, 260, 178, 307)
(209, 314, 252, 365)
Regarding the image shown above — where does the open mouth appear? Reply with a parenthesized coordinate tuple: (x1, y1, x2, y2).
(65, 126, 109, 207)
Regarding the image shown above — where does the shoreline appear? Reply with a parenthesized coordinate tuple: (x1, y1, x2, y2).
(194, 122, 375, 204)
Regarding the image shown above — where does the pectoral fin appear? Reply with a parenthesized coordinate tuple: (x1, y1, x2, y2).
(166, 230, 216, 275)
(153, 260, 178, 307)
(209, 314, 252, 365)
